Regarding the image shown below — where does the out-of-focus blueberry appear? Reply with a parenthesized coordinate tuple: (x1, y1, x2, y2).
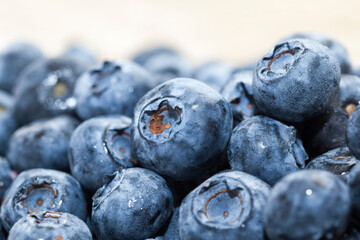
(264, 170, 351, 240)
(69, 115, 135, 192)
(179, 170, 270, 240)
(253, 38, 341, 122)
(62, 45, 97, 67)
(0, 157, 15, 201)
(339, 74, 360, 116)
(8, 211, 92, 240)
(13, 57, 89, 125)
(227, 116, 307, 185)
(74, 60, 155, 120)
(0, 90, 17, 156)
(285, 32, 352, 74)
(133, 46, 178, 66)
(347, 162, 360, 220)
(193, 61, 232, 92)
(7, 115, 79, 172)
(221, 70, 257, 126)
(0, 42, 43, 92)
(306, 147, 358, 179)
(92, 168, 173, 240)
(132, 78, 233, 181)
(1, 168, 87, 231)
(347, 105, 360, 159)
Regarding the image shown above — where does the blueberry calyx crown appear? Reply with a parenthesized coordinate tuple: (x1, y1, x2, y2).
(90, 61, 122, 97)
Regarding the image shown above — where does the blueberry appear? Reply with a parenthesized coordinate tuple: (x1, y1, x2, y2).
(193, 61, 232, 92)
(7, 115, 79, 172)
(142, 53, 193, 85)
(8, 211, 92, 240)
(347, 105, 360, 159)
(264, 170, 351, 240)
(133, 46, 178, 66)
(0, 157, 15, 201)
(227, 116, 307, 185)
(0, 42, 43, 93)
(179, 170, 270, 240)
(74, 60, 155, 120)
(284, 32, 352, 74)
(163, 207, 180, 240)
(91, 168, 173, 240)
(13, 57, 88, 125)
(253, 38, 341, 122)
(306, 147, 358, 179)
(1, 168, 87, 231)
(131, 78, 233, 181)
(339, 74, 360, 116)
(302, 107, 349, 157)
(220, 70, 257, 126)
(0, 90, 17, 156)
(69, 115, 135, 192)
(62, 45, 97, 67)
(347, 162, 360, 220)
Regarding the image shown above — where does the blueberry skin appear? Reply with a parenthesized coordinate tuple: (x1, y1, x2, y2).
(74, 60, 155, 120)
(221, 70, 257, 126)
(0, 157, 14, 201)
(8, 211, 92, 240)
(347, 162, 360, 220)
(62, 45, 97, 67)
(0, 90, 17, 156)
(0, 42, 43, 93)
(347, 105, 360, 159)
(253, 38, 341, 123)
(133, 46, 178, 66)
(264, 170, 351, 240)
(69, 115, 135, 192)
(179, 170, 270, 240)
(7, 115, 79, 172)
(339, 74, 360, 115)
(163, 207, 180, 240)
(13, 57, 88, 125)
(227, 116, 307, 185)
(1, 168, 87, 232)
(306, 147, 358, 178)
(92, 168, 173, 240)
(193, 61, 232, 92)
(285, 32, 352, 74)
(132, 78, 233, 181)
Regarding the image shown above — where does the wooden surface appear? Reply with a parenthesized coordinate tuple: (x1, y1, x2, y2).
(0, 0, 359, 67)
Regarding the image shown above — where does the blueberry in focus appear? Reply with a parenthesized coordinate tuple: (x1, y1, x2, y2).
(74, 60, 155, 120)
(69, 115, 135, 192)
(347, 105, 360, 159)
(284, 32, 352, 74)
(193, 61, 232, 92)
(227, 116, 307, 185)
(306, 147, 358, 179)
(1, 168, 87, 231)
(13, 56, 89, 125)
(179, 170, 270, 240)
(0, 90, 17, 156)
(131, 78, 233, 181)
(253, 38, 341, 122)
(91, 167, 173, 240)
(220, 70, 257, 126)
(163, 207, 180, 240)
(7, 115, 79, 172)
(8, 211, 92, 240)
(347, 162, 360, 221)
(0, 42, 43, 93)
(264, 170, 351, 240)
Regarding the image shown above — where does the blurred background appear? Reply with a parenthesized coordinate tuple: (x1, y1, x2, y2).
(0, 0, 359, 66)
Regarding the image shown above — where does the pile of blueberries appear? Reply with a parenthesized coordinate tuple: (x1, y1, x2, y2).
(0, 32, 360, 240)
